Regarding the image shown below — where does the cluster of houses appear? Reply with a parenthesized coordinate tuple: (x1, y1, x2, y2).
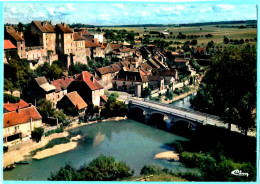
(4, 21, 210, 146)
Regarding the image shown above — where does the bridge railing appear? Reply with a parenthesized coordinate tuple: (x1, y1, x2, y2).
(128, 97, 220, 121)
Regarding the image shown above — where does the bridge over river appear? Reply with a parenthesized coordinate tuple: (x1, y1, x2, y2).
(127, 97, 240, 132)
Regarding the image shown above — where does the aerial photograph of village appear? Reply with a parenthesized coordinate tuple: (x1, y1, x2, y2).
(2, 1, 258, 182)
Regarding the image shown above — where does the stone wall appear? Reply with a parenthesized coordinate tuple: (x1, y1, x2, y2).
(92, 88, 104, 106)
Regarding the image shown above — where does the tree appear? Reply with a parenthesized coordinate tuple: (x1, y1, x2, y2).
(191, 45, 256, 135)
(4, 93, 20, 103)
(31, 127, 44, 142)
(141, 87, 151, 98)
(190, 39, 198, 46)
(17, 22, 24, 32)
(48, 155, 133, 181)
(223, 37, 229, 44)
(37, 99, 55, 119)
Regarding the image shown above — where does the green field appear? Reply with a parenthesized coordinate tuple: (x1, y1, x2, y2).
(99, 25, 257, 47)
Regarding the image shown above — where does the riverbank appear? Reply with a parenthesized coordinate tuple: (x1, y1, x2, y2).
(3, 116, 127, 168)
(161, 89, 197, 104)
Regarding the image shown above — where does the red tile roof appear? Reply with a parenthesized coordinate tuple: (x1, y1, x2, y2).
(195, 47, 207, 53)
(35, 76, 48, 85)
(65, 91, 88, 110)
(51, 77, 74, 92)
(100, 95, 108, 102)
(101, 43, 108, 49)
(85, 40, 101, 48)
(97, 66, 115, 75)
(109, 43, 121, 50)
(4, 106, 42, 128)
(73, 32, 85, 41)
(33, 21, 55, 33)
(75, 71, 104, 91)
(4, 99, 29, 112)
(81, 29, 93, 36)
(56, 23, 73, 33)
(4, 40, 16, 49)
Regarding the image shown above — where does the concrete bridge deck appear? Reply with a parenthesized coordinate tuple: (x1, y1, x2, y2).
(128, 97, 241, 132)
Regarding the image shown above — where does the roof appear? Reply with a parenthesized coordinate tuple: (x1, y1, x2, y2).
(34, 76, 56, 92)
(111, 63, 121, 72)
(109, 43, 121, 50)
(148, 58, 161, 68)
(33, 21, 55, 33)
(4, 40, 16, 49)
(35, 76, 48, 85)
(100, 95, 108, 102)
(56, 23, 73, 33)
(85, 40, 101, 48)
(175, 58, 187, 63)
(4, 106, 42, 128)
(97, 66, 115, 75)
(101, 43, 108, 49)
(141, 63, 153, 71)
(148, 75, 164, 81)
(81, 29, 93, 36)
(65, 91, 88, 110)
(152, 57, 167, 68)
(115, 69, 148, 83)
(6, 26, 24, 41)
(195, 47, 207, 53)
(74, 71, 104, 91)
(51, 77, 74, 92)
(4, 99, 29, 112)
(73, 32, 85, 41)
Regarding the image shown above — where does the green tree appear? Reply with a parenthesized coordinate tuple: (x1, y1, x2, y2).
(191, 45, 256, 135)
(37, 99, 55, 119)
(141, 87, 151, 98)
(4, 93, 20, 103)
(31, 127, 44, 142)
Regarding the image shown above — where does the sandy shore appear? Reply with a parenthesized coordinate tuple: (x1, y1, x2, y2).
(154, 151, 179, 161)
(3, 116, 127, 168)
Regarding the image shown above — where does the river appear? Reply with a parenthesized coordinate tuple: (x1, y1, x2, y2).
(4, 119, 196, 181)
(170, 92, 196, 110)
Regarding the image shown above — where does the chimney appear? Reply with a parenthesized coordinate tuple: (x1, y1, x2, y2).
(91, 76, 94, 82)
(29, 103, 32, 107)
(16, 105, 20, 113)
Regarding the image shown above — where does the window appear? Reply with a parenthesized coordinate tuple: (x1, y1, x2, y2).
(71, 35, 72, 39)
(123, 82, 126, 85)
(58, 95, 60, 98)
(59, 34, 61, 39)
(21, 46, 23, 50)
(59, 43, 61, 47)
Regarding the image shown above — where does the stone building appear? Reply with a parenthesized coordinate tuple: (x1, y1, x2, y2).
(112, 69, 148, 92)
(80, 29, 94, 41)
(57, 91, 88, 116)
(55, 23, 73, 68)
(68, 71, 104, 106)
(4, 26, 26, 59)
(72, 32, 87, 65)
(50, 76, 74, 103)
(3, 105, 42, 144)
(85, 39, 104, 59)
(25, 76, 56, 106)
(26, 21, 56, 52)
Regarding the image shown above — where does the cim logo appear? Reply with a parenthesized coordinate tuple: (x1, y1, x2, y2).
(231, 170, 249, 177)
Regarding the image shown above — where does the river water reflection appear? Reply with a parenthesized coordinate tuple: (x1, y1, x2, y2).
(4, 119, 196, 181)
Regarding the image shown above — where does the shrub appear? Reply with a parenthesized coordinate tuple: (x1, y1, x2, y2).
(31, 127, 44, 142)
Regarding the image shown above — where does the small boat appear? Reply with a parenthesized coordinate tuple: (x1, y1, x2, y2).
(4, 164, 16, 171)
(14, 161, 29, 165)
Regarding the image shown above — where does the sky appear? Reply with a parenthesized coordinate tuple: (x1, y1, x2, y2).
(4, 3, 257, 25)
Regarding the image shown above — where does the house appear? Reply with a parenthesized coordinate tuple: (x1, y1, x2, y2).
(134, 40, 141, 46)
(4, 26, 26, 58)
(112, 68, 148, 94)
(26, 21, 56, 52)
(72, 32, 87, 65)
(68, 71, 104, 106)
(80, 29, 94, 41)
(3, 105, 42, 144)
(192, 47, 207, 55)
(174, 58, 188, 67)
(104, 43, 121, 54)
(94, 33, 104, 43)
(25, 76, 56, 106)
(57, 91, 87, 116)
(140, 63, 153, 76)
(95, 65, 119, 88)
(100, 95, 108, 106)
(50, 76, 74, 102)
(55, 23, 73, 68)
(147, 75, 165, 92)
(85, 39, 104, 59)
(152, 68, 179, 86)
(4, 40, 17, 63)
(4, 99, 29, 113)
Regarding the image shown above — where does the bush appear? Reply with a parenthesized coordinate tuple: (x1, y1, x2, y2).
(31, 127, 44, 142)
(45, 127, 64, 137)
(174, 88, 181, 95)
(4, 93, 20, 103)
(140, 165, 164, 175)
